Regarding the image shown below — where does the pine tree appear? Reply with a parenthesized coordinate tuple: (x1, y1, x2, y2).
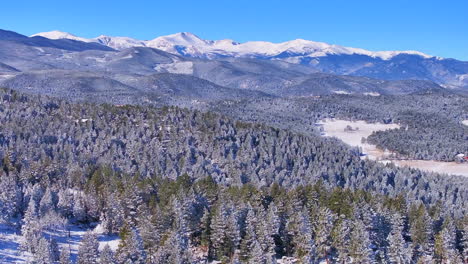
(116, 227, 147, 264)
(240, 207, 258, 262)
(101, 193, 125, 234)
(387, 213, 411, 264)
(73, 194, 87, 223)
(0, 174, 21, 223)
(39, 187, 54, 216)
(348, 219, 373, 264)
(33, 237, 53, 264)
(434, 218, 462, 263)
(77, 231, 100, 264)
(332, 218, 351, 264)
(59, 246, 71, 264)
(409, 204, 433, 261)
(210, 204, 231, 260)
(462, 220, 468, 263)
(314, 207, 334, 262)
(287, 209, 316, 262)
(100, 244, 115, 264)
(199, 207, 211, 248)
(20, 198, 41, 253)
(57, 189, 74, 218)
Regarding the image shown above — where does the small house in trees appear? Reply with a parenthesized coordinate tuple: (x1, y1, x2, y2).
(455, 153, 467, 163)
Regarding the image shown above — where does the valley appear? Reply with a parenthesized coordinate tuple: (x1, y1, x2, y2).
(318, 119, 468, 177)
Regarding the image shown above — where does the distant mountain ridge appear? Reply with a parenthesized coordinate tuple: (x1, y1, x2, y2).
(0, 28, 466, 100)
(32, 30, 432, 60)
(30, 30, 468, 88)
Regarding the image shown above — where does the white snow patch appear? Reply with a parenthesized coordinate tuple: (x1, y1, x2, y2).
(33, 47, 45, 53)
(333, 90, 351, 95)
(154, 61, 194, 74)
(0, 224, 27, 263)
(363, 92, 380, 96)
(462, 120, 468, 126)
(0, 223, 120, 263)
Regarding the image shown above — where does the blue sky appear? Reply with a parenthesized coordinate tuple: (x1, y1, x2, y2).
(2, 0, 467, 60)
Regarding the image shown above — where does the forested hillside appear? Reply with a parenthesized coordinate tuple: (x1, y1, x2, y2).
(209, 94, 468, 161)
(0, 88, 467, 263)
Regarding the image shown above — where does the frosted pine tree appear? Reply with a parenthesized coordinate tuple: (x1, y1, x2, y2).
(387, 213, 411, 264)
(101, 193, 125, 234)
(73, 194, 87, 222)
(100, 244, 115, 264)
(332, 218, 351, 263)
(39, 187, 54, 216)
(59, 246, 71, 264)
(240, 206, 259, 262)
(0, 173, 21, 223)
(348, 219, 373, 263)
(116, 227, 147, 264)
(77, 231, 99, 264)
(33, 237, 53, 264)
(462, 221, 468, 262)
(287, 209, 316, 262)
(249, 239, 267, 264)
(314, 207, 334, 262)
(210, 204, 230, 260)
(20, 198, 41, 253)
(409, 204, 433, 261)
(57, 189, 74, 218)
(434, 218, 462, 263)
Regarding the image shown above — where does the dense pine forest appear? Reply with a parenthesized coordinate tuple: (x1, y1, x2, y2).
(0, 88, 467, 263)
(208, 94, 468, 162)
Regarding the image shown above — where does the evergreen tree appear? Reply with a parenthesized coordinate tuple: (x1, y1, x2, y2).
(100, 244, 115, 264)
(59, 246, 71, 264)
(116, 227, 147, 264)
(77, 231, 100, 264)
(0, 174, 21, 223)
(39, 188, 54, 216)
(409, 204, 433, 261)
(314, 207, 334, 262)
(33, 237, 53, 264)
(434, 218, 462, 263)
(20, 198, 41, 253)
(387, 213, 411, 264)
(348, 219, 373, 263)
(332, 218, 351, 263)
(240, 207, 258, 262)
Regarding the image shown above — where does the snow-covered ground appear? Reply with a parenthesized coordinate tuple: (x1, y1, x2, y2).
(318, 119, 468, 177)
(318, 119, 399, 160)
(462, 120, 468, 126)
(0, 224, 26, 263)
(0, 223, 120, 263)
(154, 61, 194, 74)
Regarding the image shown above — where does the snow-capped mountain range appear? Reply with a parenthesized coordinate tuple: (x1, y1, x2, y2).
(32, 30, 432, 60)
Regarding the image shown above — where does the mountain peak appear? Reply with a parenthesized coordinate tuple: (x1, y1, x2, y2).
(31, 30, 92, 43)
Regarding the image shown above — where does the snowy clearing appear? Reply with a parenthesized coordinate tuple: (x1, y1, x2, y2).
(0, 224, 120, 263)
(154, 61, 194, 74)
(318, 119, 468, 177)
(317, 119, 399, 160)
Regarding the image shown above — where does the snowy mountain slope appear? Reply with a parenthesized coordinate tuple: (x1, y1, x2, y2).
(31, 30, 93, 43)
(33, 30, 432, 60)
(30, 30, 468, 88)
